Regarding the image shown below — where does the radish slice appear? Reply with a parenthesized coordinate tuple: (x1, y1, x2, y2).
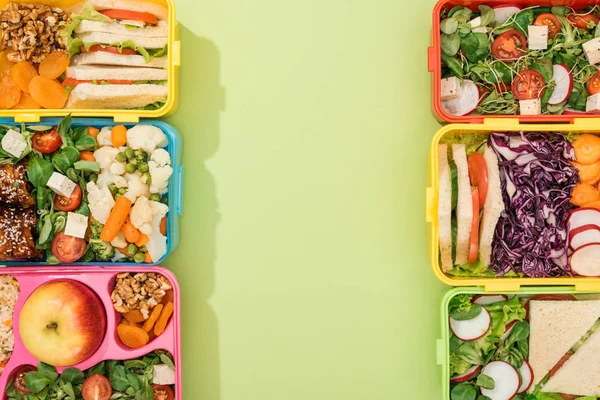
(493, 5, 521, 24)
(501, 320, 518, 341)
(563, 108, 588, 115)
(473, 294, 508, 305)
(480, 361, 521, 400)
(570, 242, 600, 276)
(451, 365, 482, 384)
(570, 225, 600, 251)
(518, 360, 534, 394)
(441, 80, 480, 117)
(568, 208, 600, 232)
(449, 308, 491, 341)
(548, 64, 573, 105)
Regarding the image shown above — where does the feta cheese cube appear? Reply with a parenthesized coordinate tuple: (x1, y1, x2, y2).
(519, 99, 542, 115)
(470, 16, 481, 28)
(587, 93, 600, 114)
(64, 212, 88, 239)
(2, 129, 27, 159)
(441, 77, 461, 101)
(528, 25, 548, 50)
(584, 37, 600, 65)
(152, 364, 175, 385)
(47, 172, 77, 198)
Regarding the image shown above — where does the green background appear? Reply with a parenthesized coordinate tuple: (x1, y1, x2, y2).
(165, 0, 447, 398)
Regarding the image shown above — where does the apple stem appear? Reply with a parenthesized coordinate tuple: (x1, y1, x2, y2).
(46, 323, 58, 330)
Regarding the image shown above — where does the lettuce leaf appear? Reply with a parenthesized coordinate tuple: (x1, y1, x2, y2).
(486, 296, 527, 339)
(130, 101, 166, 111)
(61, 4, 113, 40)
(68, 40, 168, 64)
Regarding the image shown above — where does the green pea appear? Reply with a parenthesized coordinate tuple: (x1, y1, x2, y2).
(115, 193, 122, 199)
(127, 244, 138, 254)
(150, 193, 161, 202)
(134, 252, 145, 263)
(125, 148, 135, 159)
(89, 173, 98, 183)
(137, 162, 149, 173)
(125, 163, 136, 174)
(139, 245, 148, 253)
(116, 152, 127, 163)
(118, 188, 127, 195)
(108, 184, 117, 195)
(161, 197, 168, 205)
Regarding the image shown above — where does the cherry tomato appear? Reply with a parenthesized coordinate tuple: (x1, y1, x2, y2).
(534, 13, 562, 38)
(100, 9, 158, 25)
(152, 385, 175, 400)
(81, 45, 138, 56)
(568, 13, 600, 30)
(589, 71, 600, 95)
(550, 353, 571, 378)
(32, 129, 62, 154)
(468, 153, 488, 209)
(62, 78, 136, 87)
(51, 232, 86, 263)
(491, 30, 527, 61)
(82, 374, 112, 400)
(558, 394, 579, 400)
(468, 188, 480, 264)
(53, 185, 82, 212)
(12, 365, 36, 394)
(512, 69, 546, 100)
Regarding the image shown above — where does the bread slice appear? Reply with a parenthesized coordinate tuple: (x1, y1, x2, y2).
(479, 145, 504, 267)
(438, 144, 453, 271)
(72, 52, 168, 69)
(542, 325, 600, 395)
(452, 144, 473, 266)
(76, 20, 168, 38)
(70, 0, 169, 21)
(529, 300, 600, 391)
(75, 32, 168, 49)
(66, 83, 168, 109)
(66, 65, 168, 81)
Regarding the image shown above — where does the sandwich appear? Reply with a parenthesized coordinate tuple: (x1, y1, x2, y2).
(452, 144, 473, 266)
(438, 144, 452, 272)
(478, 145, 503, 267)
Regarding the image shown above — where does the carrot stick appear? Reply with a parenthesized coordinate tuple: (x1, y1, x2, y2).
(135, 233, 149, 247)
(121, 217, 141, 243)
(571, 183, 600, 206)
(100, 196, 132, 242)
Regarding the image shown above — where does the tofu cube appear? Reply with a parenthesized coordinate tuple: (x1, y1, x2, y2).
(587, 93, 600, 114)
(470, 16, 481, 28)
(152, 364, 175, 385)
(528, 25, 548, 50)
(47, 172, 77, 198)
(472, 26, 489, 34)
(2, 129, 27, 159)
(441, 77, 461, 101)
(519, 99, 542, 115)
(584, 37, 600, 65)
(64, 212, 88, 239)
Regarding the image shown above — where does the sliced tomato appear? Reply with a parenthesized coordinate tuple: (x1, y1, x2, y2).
(82, 374, 112, 400)
(568, 13, 600, 30)
(550, 353, 571, 378)
(468, 188, 480, 264)
(51, 232, 86, 263)
(32, 129, 62, 154)
(468, 153, 488, 209)
(100, 9, 158, 25)
(152, 385, 174, 400)
(534, 13, 562, 38)
(13, 365, 36, 394)
(62, 78, 136, 87)
(589, 71, 600, 95)
(491, 29, 527, 61)
(54, 185, 82, 212)
(558, 394, 579, 400)
(512, 69, 546, 100)
(81, 45, 138, 56)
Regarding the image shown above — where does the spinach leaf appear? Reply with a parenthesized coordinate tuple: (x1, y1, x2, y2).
(52, 146, 80, 173)
(87, 361, 106, 377)
(109, 365, 131, 391)
(61, 368, 84, 385)
(451, 304, 483, 321)
(75, 201, 90, 217)
(442, 33, 461, 56)
(530, 58, 554, 82)
(57, 115, 73, 149)
(24, 371, 53, 393)
(478, 5, 495, 27)
(451, 383, 477, 400)
(568, 82, 589, 111)
(466, 33, 490, 63)
(74, 160, 100, 172)
(81, 245, 95, 262)
(475, 374, 494, 390)
(554, 52, 577, 69)
(490, 62, 512, 83)
(442, 53, 464, 78)
(508, 321, 530, 343)
(460, 33, 479, 54)
(477, 396, 492, 400)
(27, 156, 54, 187)
(449, 6, 472, 21)
(441, 17, 459, 34)
(512, 9, 534, 35)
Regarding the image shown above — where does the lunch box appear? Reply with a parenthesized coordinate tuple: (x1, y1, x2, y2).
(0, 0, 180, 123)
(0, 265, 182, 400)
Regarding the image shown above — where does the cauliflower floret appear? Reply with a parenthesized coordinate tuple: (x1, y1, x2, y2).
(94, 146, 119, 169)
(110, 231, 127, 248)
(96, 169, 114, 188)
(126, 125, 168, 154)
(124, 173, 150, 203)
(150, 148, 171, 167)
(110, 162, 126, 175)
(113, 176, 128, 189)
(146, 200, 169, 262)
(86, 182, 115, 224)
(130, 196, 153, 235)
(149, 161, 173, 195)
(97, 127, 113, 147)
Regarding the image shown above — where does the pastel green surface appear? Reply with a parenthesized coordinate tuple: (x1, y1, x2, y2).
(165, 0, 445, 398)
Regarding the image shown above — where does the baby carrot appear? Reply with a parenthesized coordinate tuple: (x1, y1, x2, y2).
(79, 150, 95, 161)
(101, 196, 132, 242)
(111, 125, 127, 147)
(135, 233, 149, 247)
(88, 126, 100, 139)
(160, 216, 167, 236)
(144, 252, 152, 263)
(121, 217, 141, 243)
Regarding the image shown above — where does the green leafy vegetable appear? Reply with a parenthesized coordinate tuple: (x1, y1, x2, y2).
(451, 383, 477, 400)
(74, 160, 100, 172)
(441, 18, 459, 35)
(475, 374, 494, 390)
(27, 156, 54, 187)
(442, 33, 461, 56)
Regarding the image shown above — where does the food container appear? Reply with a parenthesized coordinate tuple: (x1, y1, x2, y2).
(429, 0, 600, 124)
(0, 266, 181, 399)
(1, 117, 183, 267)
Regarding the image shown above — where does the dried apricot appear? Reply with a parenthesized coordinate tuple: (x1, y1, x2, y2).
(123, 309, 146, 323)
(117, 323, 149, 349)
(0, 76, 21, 109)
(142, 304, 163, 332)
(12, 93, 40, 109)
(0, 51, 15, 78)
(154, 301, 173, 336)
(161, 290, 174, 305)
(11, 61, 37, 93)
(29, 76, 67, 109)
(39, 51, 70, 79)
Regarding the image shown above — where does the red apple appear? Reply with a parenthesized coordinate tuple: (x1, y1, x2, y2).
(19, 280, 106, 367)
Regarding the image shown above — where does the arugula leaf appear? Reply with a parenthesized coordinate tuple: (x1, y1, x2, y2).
(512, 9, 534, 35)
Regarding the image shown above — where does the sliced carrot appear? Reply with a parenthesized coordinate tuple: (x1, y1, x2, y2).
(101, 196, 132, 242)
(79, 150, 95, 161)
(161, 289, 174, 305)
(142, 304, 163, 332)
(29, 76, 67, 109)
(135, 233, 149, 247)
(12, 92, 40, 109)
(144, 252, 152, 263)
(111, 125, 127, 147)
(584, 200, 600, 211)
(88, 126, 100, 139)
(571, 183, 600, 206)
(123, 309, 146, 323)
(0, 75, 21, 109)
(38, 51, 70, 79)
(573, 134, 600, 164)
(153, 301, 173, 336)
(121, 217, 141, 243)
(160, 216, 167, 236)
(11, 61, 37, 93)
(117, 323, 149, 348)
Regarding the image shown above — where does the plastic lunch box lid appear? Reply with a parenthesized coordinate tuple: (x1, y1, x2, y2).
(429, 0, 600, 124)
(426, 118, 600, 292)
(0, 117, 183, 267)
(0, 0, 180, 124)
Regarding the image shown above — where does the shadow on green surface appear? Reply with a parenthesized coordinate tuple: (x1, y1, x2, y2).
(167, 25, 224, 400)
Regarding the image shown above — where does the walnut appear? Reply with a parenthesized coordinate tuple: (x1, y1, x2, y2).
(111, 272, 173, 318)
